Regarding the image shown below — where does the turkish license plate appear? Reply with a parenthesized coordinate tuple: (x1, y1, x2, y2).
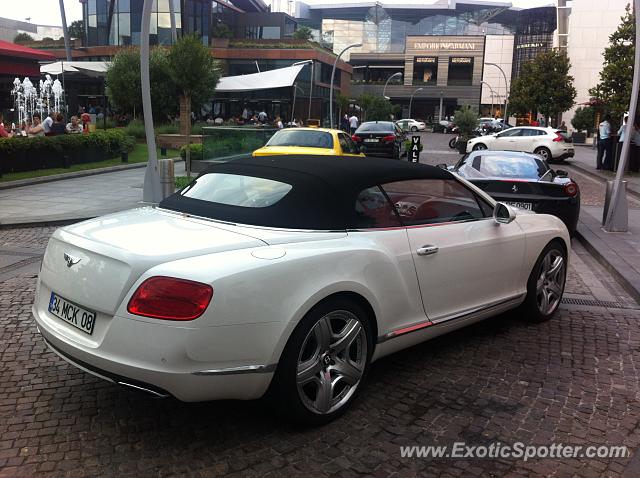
(505, 201, 533, 211)
(364, 138, 378, 143)
(48, 292, 96, 335)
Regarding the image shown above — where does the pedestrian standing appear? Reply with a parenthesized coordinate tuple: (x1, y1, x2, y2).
(349, 114, 359, 135)
(617, 116, 627, 167)
(258, 110, 267, 124)
(597, 114, 612, 170)
(340, 114, 349, 132)
(275, 116, 284, 129)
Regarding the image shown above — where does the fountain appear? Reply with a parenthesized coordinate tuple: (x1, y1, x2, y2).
(10, 75, 65, 131)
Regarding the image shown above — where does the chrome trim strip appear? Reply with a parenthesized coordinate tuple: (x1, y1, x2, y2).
(116, 382, 170, 398)
(192, 364, 277, 376)
(377, 294, 525, 343)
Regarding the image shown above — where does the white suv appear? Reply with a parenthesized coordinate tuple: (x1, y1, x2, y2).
(466, 126, 575, 162)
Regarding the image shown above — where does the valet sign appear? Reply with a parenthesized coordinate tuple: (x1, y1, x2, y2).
(410, 136, 421, 163)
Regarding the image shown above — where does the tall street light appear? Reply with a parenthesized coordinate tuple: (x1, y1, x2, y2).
(481, 81, 497, 117)
(603, 0, 640, 232)
(383, 72, 403, 100)
(485, 63, 508, 123)
(329, 43, 362, 129)
(408, 87, 423, 119)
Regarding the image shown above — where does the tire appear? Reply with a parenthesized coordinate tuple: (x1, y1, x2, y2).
(520, 240, 567, 322)
(269, 297, 373, 426)
(534, 147, 552, 162)
(472, 143, 487, 151)
(411, 126, 418, 132)
(449, 137, 457, 149)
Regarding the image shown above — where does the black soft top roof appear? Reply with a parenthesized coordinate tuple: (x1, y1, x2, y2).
(159, 155, 454, 230)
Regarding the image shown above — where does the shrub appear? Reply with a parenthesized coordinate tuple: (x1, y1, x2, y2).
(123, 119, 147, 139)
(0, 130, 132, 174)
(572, 107, 596, 134)
(180, 143, 203, 161)
(212, 23, 234, 39)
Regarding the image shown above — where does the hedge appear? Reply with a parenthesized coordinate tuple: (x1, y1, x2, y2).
(0, 130, 135, 174)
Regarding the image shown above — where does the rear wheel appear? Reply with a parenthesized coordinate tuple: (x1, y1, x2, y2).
(411, 126, 418, 132)
(520, 241, 567, 322)
(270, 298, 373, 426)
(534, 147, 552, 162)
(472, 143, 487, 151)
(449, 137, 457, 149)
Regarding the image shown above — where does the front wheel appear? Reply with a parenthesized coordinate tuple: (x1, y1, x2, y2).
(534, 147, 552, 161)
(520, 241, 567, 322)
(472, 143, 487, 151)
(449, 137, 457, 149)
(269, 298, 373, 426)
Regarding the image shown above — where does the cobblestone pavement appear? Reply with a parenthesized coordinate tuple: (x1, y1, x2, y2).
(2, 225, 640, 477)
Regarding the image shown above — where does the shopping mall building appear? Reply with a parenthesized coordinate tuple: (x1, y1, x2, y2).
(283, 0, 559, 121)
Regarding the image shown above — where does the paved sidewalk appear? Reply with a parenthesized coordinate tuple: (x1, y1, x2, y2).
(570, 144, 640, 196)
(0, 161, 185, 226)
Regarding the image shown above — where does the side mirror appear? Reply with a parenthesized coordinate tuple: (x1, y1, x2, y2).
(555, 169, 568, 177)
(493, 202, 516, 225)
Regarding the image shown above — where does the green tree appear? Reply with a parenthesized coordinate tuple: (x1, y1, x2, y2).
(571, 106, 596, 134)
(68, 20, 84, 42)
(366, 96, 395, 121)
(508, 50, 576, 125)
(335, 92, 350, 122)
(105, 47, 179, 122)
(167, 34, 221, 177)
(293, 26, 313, 41)
(589, 4, 635, 126)
(356, 94, 375, 121)
(13, 33, 34, 44)
(212, 23, 234, 39)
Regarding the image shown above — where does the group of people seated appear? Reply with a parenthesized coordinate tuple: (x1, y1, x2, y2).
(0, 112, 86, 138)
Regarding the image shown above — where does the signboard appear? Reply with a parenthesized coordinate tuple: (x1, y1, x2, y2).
(415, 56, 437, 64)
(413, 42, 476, 51)
(410, 136, 421, 163)
(450, 57, 473, 64)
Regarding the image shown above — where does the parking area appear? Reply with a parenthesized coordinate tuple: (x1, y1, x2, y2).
(1, 223, 640, 477)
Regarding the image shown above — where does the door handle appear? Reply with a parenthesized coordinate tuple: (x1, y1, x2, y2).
(416, 245, 438, 256)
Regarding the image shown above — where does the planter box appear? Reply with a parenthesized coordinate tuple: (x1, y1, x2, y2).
(571, 132, 586, 144)
(211, 38, 230, 48)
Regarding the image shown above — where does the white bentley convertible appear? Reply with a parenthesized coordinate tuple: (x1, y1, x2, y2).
(33, 155, 569, 425)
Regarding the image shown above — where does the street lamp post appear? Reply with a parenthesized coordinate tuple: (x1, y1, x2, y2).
(408, 87, 423, 119)
(141, 0, 161, 203)
(383, 72, 403, 100)
(329, 43, 362, 129)
(485, 63, 508, 123)
(481, 81, 497, 117)
(603, 0, 640, 232)
(438, 91, 444, 122)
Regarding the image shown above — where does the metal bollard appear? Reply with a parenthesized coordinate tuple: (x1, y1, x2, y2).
(158, 158, 175, 200)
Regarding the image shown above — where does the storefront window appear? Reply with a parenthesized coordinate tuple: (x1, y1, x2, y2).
(413, 57, 437, 85)
(447, 57, 473, 86)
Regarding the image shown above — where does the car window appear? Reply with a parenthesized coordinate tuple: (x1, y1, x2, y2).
(381, 179, 485, 225)
(521, 129, 544, 136)
(357, 122, 394, 133)
(266, 130, 333, 149)
(180, 173, 292, 208)
(354, 186, 402, 228)
(458, 154, 548, 180)
(338, 133, 359, 155)
(497, 128, 522, 138)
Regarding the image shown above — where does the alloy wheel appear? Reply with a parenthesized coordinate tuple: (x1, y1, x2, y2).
(296, 311, 368, 415)
(536, 249, 565, 315)
(473, 144, 487, 151)
(536, 148, 550, 160)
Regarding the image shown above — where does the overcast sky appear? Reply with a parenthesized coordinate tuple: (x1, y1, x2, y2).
(3, 0, 554, 28)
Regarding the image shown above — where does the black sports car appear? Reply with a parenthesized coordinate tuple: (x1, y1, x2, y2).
(352, 121, 405, 159)
(450, 150, 580, 234)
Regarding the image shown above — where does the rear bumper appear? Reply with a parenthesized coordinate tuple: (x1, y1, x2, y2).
(32, 299, 287, 401)
(360, 143, 396, 157)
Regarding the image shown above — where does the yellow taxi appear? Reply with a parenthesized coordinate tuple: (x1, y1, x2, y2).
(252, 127, 365, 157)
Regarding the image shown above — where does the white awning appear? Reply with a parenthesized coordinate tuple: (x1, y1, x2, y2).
(40, 61, 111, 77)
(216, 63, 307, 93)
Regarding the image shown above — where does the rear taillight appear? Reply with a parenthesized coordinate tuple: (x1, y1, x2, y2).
(564, 182, 579, 197)
(553, 132, 564, 142)
(127, 276, 213, 321)
(352, 134, 362, 142)
(381, 135, 395, 142)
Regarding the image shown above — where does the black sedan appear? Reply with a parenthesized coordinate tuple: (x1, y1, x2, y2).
(449, 150, 580, 234)
(352, 121, 405, 159)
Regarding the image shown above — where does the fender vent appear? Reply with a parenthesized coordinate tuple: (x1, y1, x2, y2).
(561, 297, 639, 310)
